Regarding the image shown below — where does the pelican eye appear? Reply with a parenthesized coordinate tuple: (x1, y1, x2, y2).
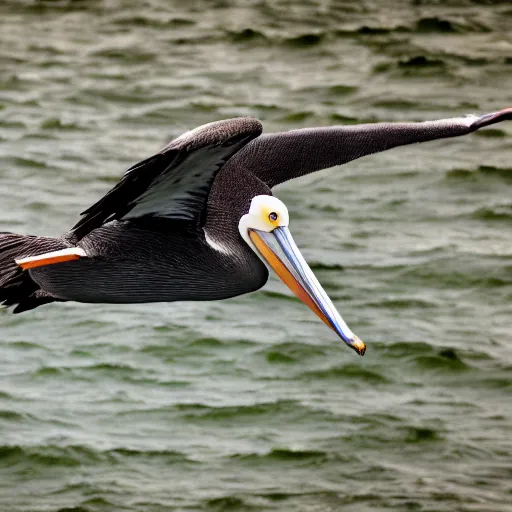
(268, 212, 279, 222)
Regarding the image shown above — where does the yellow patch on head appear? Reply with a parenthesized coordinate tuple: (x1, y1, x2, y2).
(261, 208, 280, 229)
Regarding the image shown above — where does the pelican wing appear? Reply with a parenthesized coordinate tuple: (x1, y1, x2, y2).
(232, 108, 512, 187)
(71, 118, 262, 240)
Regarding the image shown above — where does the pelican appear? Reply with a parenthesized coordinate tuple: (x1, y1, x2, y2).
(1, 108, 510, 355)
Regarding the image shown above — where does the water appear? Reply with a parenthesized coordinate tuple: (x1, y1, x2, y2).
(0, 1, 511, 511)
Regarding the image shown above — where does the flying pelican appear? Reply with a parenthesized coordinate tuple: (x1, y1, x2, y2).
(1, 108, 511, 355)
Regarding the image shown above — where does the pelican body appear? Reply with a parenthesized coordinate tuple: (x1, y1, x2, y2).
(1, 109, 511, 355)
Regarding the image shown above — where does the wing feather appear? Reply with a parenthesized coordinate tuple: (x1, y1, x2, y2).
(71, 118, 262, 240)
(230, 108, 512, 188)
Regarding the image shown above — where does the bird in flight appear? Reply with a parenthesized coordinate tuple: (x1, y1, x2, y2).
(1, 108, 510, 355)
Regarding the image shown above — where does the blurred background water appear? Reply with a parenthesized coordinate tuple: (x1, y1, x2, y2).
(0, 1, 511, 511)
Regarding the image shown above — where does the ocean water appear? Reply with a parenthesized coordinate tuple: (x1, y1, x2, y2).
(0, 1, 511, 511)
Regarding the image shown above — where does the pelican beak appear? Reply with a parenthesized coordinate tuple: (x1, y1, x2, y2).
(249, 226, 366, 356)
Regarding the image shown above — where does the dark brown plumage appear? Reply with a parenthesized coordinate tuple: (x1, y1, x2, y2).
(1, 108, 511, 313)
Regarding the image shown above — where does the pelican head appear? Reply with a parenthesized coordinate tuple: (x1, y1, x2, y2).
(239, 195, 366, 356)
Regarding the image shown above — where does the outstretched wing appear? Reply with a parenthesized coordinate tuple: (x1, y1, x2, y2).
(71, 117, 263, 240)
(229, 107, 512, 188)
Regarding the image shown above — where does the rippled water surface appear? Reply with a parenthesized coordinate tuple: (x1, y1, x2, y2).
(1, 1, 512, 511)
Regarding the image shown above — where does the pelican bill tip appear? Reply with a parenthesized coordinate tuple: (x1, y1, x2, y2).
(350, 335, 366, 356)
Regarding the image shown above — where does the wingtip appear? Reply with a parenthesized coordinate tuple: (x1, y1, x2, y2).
(470, 107, 512, 130)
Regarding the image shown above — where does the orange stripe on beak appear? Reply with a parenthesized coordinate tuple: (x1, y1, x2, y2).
(249, 230, 334, 332)
(248, 227, 366, 356)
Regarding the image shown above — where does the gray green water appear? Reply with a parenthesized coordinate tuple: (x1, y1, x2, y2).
(1, 1, 511, 511)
